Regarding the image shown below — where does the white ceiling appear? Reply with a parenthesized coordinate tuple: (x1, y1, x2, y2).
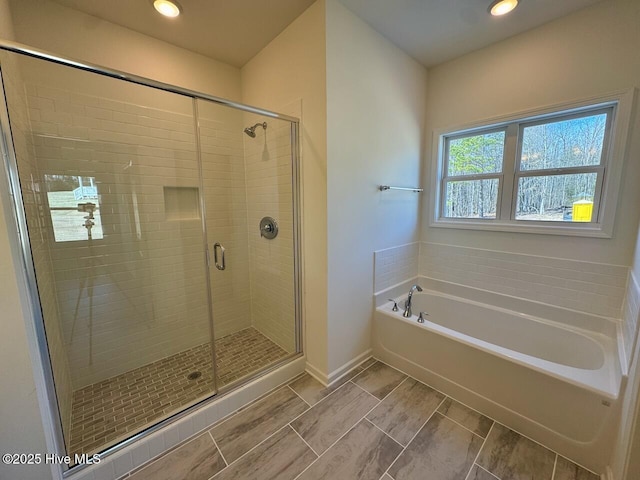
(339, 0, 606, 67)
(50, 0, 317, 67)
(50, 0, 605, 68)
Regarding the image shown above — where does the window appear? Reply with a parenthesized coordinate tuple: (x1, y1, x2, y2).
(443, 129, 505, 220)
(45, 174, 104, 242)
(431, 92, 634, 237)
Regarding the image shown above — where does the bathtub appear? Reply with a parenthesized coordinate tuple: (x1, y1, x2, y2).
(373, 279, 624, 473)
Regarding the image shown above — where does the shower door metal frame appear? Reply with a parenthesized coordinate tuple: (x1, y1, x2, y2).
(0, 39, 304, 477)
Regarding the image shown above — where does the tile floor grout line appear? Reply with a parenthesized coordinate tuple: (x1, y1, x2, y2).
(289, 424, 320, 458)
(206, 379, 363, 478)
(208, 430, 229, 468)
(475, 463, 501, 480)
(551, 453, 558, 480)
(133, 357, 597, 480)
(208, 381, 305, 433)
(555, 453, 600, 477)
(352, 357, 378, 379)
(435, 393, 494, 424)
(175, 358, 375, 475)
(367, 357, 452, 405)
(434, 410, 487, 441)
(204, 386, 327, 478)
(489, 418, 563, 460)
(350, 359, 379, 384)
(464, 421, 495, 480)
(291, 373, 410, 480)
(371, 358, 596, 476)
(290, 418, 372, 479)
(350, 371, 409, 405)
(289, 369, 365, 413)
(126, 425, 214, 479)
(363, 417, 405, 450)
(287, 384, 312, 408)
(381, 396, 449, 480)
(208, 425, 292, 480)
(348, 379, 385, 402)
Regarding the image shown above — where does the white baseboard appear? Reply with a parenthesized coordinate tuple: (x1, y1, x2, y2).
(305, 349, 374, 387)
(305, 361, 329, 386)
(327, 349, 372, 386)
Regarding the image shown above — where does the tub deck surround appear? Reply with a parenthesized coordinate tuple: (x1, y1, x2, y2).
(373, 283, 622, 472)
(118, 359, 598, 480)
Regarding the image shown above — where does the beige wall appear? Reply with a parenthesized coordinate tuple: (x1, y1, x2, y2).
(422, 0, 640, 266)
(241, 0, 329, 376)
(0, 0, 55, 478)
(325, 0, 427, 374)
(9, 0, 241, 102)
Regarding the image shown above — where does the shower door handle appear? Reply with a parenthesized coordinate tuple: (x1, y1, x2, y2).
(213, 243, 226, 271)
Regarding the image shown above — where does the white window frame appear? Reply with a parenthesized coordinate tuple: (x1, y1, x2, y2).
(441, 126, 507, 220)
(429, 89, 636, 238)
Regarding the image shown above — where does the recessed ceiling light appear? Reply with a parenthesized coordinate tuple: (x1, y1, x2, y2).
(489, 0, 519, 16)
(153, 0, 181, 18)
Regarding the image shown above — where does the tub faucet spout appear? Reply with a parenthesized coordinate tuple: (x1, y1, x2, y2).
(403, 284, 423, 317)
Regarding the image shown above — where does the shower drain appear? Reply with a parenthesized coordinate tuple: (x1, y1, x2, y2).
(187, 371, 202, 381)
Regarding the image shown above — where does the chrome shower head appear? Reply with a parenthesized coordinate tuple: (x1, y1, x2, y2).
(244, 122, 267, 138)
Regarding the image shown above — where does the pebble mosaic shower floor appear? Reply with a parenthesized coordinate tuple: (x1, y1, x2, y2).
(68, 328, 288, 457)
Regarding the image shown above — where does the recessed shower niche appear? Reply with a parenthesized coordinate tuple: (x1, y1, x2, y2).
(163, 186, 200, 221)
(0, 48, 301, 468)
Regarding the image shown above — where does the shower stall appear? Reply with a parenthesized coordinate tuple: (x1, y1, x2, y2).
(0, 43, 302, 466)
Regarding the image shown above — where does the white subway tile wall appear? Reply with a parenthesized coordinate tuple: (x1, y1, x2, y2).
(20, 74, 297, 390)
(25, 81, 214, 390)
(242, 103, 299, 353)
(373, 243, 420, 294)
(198, 103, 252, 339)
(3, 53, 75, 450)
(623, 272, 640, 368)
(419, 242, 627, 318)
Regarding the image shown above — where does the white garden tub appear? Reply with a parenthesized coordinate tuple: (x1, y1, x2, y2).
(373, 279, 624, 472)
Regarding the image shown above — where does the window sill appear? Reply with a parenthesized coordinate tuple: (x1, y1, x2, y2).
(430, 218, 612, 238)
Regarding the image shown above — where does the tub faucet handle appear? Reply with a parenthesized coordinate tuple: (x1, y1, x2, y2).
(418, 311, 428, 323)
(388, 299, 399, 312)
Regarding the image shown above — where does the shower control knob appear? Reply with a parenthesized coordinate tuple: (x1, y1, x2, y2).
(418, 312, 428, 323)
(260, 217, 278, 239)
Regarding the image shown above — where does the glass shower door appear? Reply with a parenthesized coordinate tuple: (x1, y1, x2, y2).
(1, 53, 217, 457)
(197, 99, 298, 389)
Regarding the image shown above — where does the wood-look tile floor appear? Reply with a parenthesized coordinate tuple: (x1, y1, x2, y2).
(122, 359, 600, 480)
(69, 328, 287, 458)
